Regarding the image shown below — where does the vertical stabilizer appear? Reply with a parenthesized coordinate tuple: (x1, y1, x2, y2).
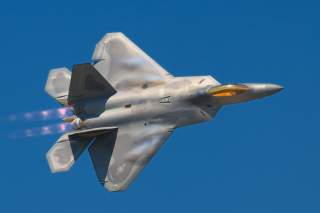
(68, 63, 116, 105)
(67, 63, 117, 118)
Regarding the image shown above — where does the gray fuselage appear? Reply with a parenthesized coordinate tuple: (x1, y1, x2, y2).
(82, 76, 220, 130)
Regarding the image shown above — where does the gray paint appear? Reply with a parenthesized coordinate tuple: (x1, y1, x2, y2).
(45, 67, 71, 106)
(45, 32, 283, 191)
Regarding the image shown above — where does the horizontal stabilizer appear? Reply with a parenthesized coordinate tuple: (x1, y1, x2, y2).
(46, 133, 91, 173)
(45, 67, 71, 106)
(68, 63, 116, 105)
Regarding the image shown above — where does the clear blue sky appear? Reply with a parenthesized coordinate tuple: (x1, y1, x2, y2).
(0, 0, 319, 212)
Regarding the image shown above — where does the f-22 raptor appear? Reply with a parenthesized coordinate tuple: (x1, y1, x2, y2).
(45, 32, 283, 191)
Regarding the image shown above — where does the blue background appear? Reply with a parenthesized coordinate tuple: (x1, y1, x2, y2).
(0, 0, 319, 212)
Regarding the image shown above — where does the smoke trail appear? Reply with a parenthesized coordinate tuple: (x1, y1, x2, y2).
(8, 107, 73, 122)
(10, 122, 73, 139)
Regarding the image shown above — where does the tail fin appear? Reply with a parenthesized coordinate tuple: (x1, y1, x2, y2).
(68, 63, 117, 118)
(68, 63, 116, 105)
(45, 67, 71, 106)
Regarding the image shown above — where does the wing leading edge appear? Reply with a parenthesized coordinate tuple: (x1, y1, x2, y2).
(92, 32, 173, 90)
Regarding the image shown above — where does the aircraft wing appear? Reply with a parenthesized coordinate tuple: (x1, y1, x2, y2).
(92, 32, 173, 90)
(88, 123, 174, 191)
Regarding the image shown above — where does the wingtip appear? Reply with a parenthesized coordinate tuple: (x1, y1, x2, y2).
(104, 181, 127, 192)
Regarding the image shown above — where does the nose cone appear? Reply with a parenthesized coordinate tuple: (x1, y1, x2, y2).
(265, 84, 284, 95)
(245, 83, 283, 98)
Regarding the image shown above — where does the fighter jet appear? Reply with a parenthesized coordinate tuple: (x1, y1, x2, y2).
(45, 32, 283, 192)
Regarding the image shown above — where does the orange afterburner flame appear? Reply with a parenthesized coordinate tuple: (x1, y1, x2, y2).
(208, 84, 249, 97)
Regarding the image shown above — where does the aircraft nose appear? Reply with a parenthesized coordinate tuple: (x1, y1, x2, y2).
(267, 84, 283, 94)
(246, 83, 283, 98)
(205, 83, 283, 105)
